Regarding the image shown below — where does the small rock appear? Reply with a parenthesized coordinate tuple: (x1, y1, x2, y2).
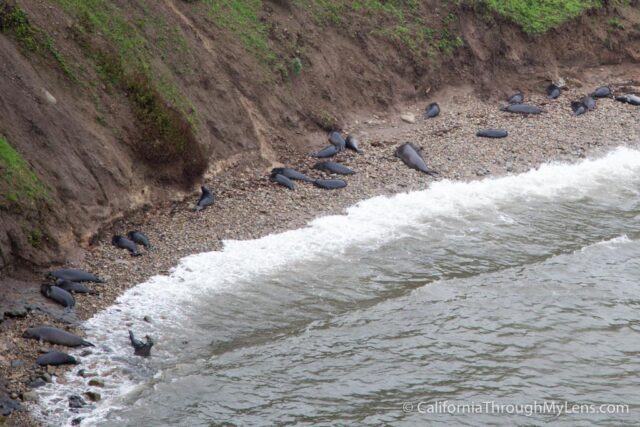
(41, 373, 52, 383)
(80, 350, 92, 357)
(10, 393, 17, 400)
(88, 378, 104, 387)
(21, 391, 38, 402)
(400, 113, 416, 124)
(68, 395, 86, 409)
(10, 360, 24, 368)
(29, 378, 47, 388)
(505, 161, 514, 172)
(85, 391, 101, 402)
(143, 315, 152, 323)
(4, 305, 27, 318)
(72, 417, 84, 426)
(42, 89, 57, 105)
(0, 397, 21, 416)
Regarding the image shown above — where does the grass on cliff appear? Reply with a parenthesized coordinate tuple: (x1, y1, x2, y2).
(0, 3, 74, 78)
(0, 136, 47, 208)
(297, 0, 463, 57)
(483, 0, 603, 34)
(52, 0, 203, 170)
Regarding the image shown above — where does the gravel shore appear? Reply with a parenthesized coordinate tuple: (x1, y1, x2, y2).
(1, 82, 639, 425)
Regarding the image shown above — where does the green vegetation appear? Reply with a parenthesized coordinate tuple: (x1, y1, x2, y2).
(0, 136, 47, 208)
(608, 17, 625, 30)
(0, 3, 74, 78)
(297, 0, 463, 57)
(291, 57, 303, 76)
(203, 0, 278, 66)
(52, 0, 202, 164)
(482, 0, 602, 34)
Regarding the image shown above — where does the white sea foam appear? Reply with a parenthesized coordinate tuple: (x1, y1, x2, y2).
(34, 146, 640, 426)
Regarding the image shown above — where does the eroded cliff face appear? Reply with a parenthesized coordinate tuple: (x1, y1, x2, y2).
(0, 0, 638, 275)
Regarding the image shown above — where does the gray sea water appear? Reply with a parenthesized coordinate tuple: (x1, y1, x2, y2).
(36, 147, 640, 426)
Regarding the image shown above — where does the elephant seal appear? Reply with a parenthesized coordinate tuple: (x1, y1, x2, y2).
(395, 143, 438, 176)
(129, 330, 154, 357)
(345, 135, 362, 153)
(48, 269, 104, 283)
(313, 161, 355, 175)
(55, 279, 96, 295)
(500, 104, 542, 115)
(36, 350, 78, 366)
(112, 235, 141, 257)
(270, 168, 312, 182)
(41, 284, 75, 308)
(508, 93, 524, 104)
(581, 95, 596, 111)
(127, 231, 151, 250)
(195, 186, 214, 211)
(313, 179, 347, 189)
(271, 174, 295, 190)
(424, 102, 440, 118)
(477, 129, 508, 139)
(328, 131, 346, 151)
(313, 145, 339, 158)
(23, 326, 94, 347)
(592, 86, 611, 98)
(571, 101, 587, 116)
(546, 83, 561, 99)
(615, 95, 640, 106)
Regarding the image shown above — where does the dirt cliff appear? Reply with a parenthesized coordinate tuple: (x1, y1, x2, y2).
(0, 0, 638, 276)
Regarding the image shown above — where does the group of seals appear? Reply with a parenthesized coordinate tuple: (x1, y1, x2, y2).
(42, 269, 102, 308)
(313, 130, 362, 158)
(112, 230, 151, 257)
(270, 130, 359, 191)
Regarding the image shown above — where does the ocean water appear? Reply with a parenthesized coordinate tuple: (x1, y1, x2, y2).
(36, 147, 640, 426)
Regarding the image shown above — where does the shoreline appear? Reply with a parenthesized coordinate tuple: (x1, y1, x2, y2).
(2, 83, 640, 425)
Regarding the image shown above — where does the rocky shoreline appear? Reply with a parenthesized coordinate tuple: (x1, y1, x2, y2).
(1, 81, 640, 425)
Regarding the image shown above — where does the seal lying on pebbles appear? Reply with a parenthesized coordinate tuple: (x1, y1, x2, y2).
(424, 102, 440, 118)
(48, 269, 104, 283)
(41, 284, 75, 308)
(345, 135, 362, 153)
(592, 86, 611, 98)
(313, 179, 347, 189)
(195, 186, 215, 212)
(55, 279, 97, 295)
(271, 174, 295, 190)
(313, 145, 340, 158)
(615, 95, 640, 106)
(546, 83, 561, 99)
(500, 104, 542, 115)
(477, 129, 508, 138)
(313, 161, 355, 175)
(395, 143, 438, 176)
(127, 231, 151, 250)
(112, 235, 142, 257)
(571, 101, 587, 116)
(129, 330, 154, 357)
(508, 93, 524, 104)
(270, 167, 312, 182)
(328, 131, 346, 151)
(36, 351, 78, 366)
(23, 326, 94, 347)
(582, 95, 596, 111)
